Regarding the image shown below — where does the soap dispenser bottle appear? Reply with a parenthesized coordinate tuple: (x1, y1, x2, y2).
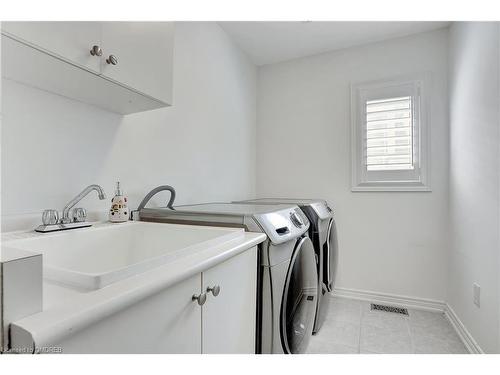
(109, 182, 128, 223)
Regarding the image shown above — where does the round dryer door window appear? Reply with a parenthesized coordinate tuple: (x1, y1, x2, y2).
(280, 236, 318, 354)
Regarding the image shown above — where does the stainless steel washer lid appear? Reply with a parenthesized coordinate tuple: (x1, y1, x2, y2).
(140, 203, 310, 245)
(234, 198, 334, 220)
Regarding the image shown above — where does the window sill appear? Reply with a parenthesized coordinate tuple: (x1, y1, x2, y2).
(351, 183, 431, 192)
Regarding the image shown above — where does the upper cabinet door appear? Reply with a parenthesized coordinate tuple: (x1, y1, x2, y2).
(100, 22, 174, 104)
(1, 22, 102, 73)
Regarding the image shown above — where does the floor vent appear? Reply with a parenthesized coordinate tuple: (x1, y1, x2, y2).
(371, 303, 409, 316)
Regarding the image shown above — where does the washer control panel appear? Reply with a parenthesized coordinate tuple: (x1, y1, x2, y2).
(254, 205, 310, 245)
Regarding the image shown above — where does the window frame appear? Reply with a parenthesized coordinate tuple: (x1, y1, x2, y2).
(350, 74, 431, 192)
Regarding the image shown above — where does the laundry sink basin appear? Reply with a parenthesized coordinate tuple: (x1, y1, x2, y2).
(3, 221, 244, 291)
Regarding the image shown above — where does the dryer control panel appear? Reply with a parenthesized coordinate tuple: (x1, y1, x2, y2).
(254, 206, 310, 245)
(309, 201, 334, 220)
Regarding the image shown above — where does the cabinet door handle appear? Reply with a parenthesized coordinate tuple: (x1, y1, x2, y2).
(192, 292, 207, 306)
(207, 285, 221, 297)
(90, 45, 102, 57)
(106, 55, 118, 65)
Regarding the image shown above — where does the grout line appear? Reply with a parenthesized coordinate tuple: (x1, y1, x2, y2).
(0, 263, 3, 352)
(406, 314, 415, 353)
(357, 301, 363, 353)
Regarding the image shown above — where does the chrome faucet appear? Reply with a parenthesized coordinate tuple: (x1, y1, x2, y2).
(61, 184, 106, 224)
(35, 184, 107, 233)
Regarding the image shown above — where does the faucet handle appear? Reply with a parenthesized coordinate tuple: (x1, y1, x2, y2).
(42, 209, 59, 225)
(72, 208, 87, 223)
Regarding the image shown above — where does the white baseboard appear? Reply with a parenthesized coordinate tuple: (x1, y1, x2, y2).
(332, 287, 446, 312)
(444, 304, 483, 354)
(332, 287, 482, 354)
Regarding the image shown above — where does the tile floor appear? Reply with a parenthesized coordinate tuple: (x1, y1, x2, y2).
(306, 296, 468, 354)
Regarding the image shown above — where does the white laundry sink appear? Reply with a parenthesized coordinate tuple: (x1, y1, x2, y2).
(3, 221, 244, 291)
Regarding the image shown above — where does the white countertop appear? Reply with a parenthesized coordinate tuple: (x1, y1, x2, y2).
(3, 222, 266, 350)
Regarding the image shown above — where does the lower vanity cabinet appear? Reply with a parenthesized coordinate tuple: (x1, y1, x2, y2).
(50, 247, 257, 354)
(56, 273, 203, 354)
(202, 247, 257, 354)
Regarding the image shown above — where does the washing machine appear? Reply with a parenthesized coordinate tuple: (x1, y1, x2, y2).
(138, 203, 318, 354)
(234, 198, 338, 334)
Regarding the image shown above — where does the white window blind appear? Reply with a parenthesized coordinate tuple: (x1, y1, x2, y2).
(365, 96, 414, 171)
(351, 74, 430, 192)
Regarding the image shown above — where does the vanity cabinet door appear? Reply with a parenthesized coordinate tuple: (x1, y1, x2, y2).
(202, 247, 258, 354)
(100, 22, 174, 104)
(54, 274, 202, 354)
(1, 22, 102, 73)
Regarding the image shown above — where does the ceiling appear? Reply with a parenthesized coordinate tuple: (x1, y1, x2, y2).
(219, 21, 450, 66)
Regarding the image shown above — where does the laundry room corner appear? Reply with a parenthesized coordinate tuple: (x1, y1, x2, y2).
(255, 28, 450, 305)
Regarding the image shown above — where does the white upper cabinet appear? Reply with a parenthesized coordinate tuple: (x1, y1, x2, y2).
(2, 22, 102, 73)
(1, 21, 174, 114)
(100, 22, 174, 104)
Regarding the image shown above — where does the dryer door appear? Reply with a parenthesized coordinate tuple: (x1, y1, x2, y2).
(324, 218, 338, 292)
(280, 236, 318, 354)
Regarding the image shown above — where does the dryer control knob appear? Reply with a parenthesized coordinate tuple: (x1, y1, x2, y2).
(290, 212, 303, 228)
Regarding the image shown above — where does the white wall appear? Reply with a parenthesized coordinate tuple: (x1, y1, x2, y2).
(1, 22, 257, 231)
(448, 22, 499, 353)
(256, 29, 449, 301)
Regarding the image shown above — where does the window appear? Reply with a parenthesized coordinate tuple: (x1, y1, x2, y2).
(351, 74, 430, 191)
